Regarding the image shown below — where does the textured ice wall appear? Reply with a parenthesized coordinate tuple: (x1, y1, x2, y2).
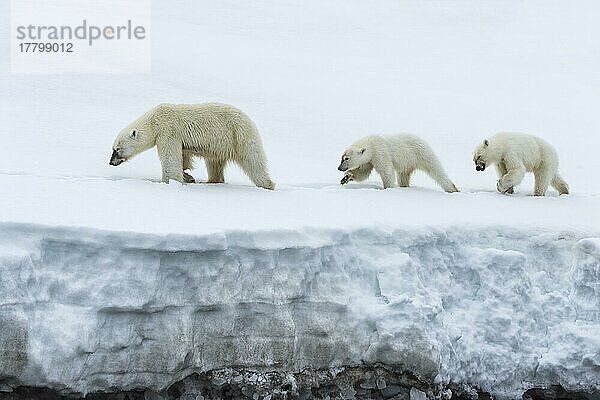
(0, 223, 599, 399)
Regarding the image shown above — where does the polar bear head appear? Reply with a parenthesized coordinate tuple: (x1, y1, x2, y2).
(110, 111, 157, 166)
(338, 146, 370, 172)
(473, 139, 498, 171)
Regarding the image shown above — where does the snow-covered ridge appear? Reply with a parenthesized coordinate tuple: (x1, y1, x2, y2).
(0, 222, 599, 399)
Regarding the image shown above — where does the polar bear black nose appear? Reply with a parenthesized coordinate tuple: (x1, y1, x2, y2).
(338, 165, 347, 172)
(109, 150, 125, 166)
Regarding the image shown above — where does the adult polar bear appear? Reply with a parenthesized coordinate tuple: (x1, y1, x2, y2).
(110, 103, 275, 190)
(338, 134, 459, 192)
(473, 132, 568, 196)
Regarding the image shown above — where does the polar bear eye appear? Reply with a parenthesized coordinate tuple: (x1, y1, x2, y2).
(130, 129, 137, 139)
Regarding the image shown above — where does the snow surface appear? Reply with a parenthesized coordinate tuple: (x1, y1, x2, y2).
(1, 0, 600, 398)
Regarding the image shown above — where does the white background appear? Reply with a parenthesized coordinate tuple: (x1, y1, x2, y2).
(0, 0, 599, 233)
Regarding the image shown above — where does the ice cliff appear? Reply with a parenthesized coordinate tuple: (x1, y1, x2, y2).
(0, 223, 599, 399)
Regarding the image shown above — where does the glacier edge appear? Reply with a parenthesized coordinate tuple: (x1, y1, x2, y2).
(0, 222, 599, 399)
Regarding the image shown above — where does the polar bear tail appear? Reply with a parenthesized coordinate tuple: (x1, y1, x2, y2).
(551, 174, 569, 195)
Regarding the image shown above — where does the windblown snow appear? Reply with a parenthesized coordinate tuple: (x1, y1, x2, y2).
(1, 0, 600, 399)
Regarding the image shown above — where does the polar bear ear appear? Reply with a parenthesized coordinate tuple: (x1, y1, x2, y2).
(483, 139, 489, 147)
(359, 148, 366, 154)
(130, 129, 137, 139)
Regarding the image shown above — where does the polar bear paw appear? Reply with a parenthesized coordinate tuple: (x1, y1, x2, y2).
(340, 172, 354, 185)
(497, 180, 513, 194)
(183, 172, 195, 183)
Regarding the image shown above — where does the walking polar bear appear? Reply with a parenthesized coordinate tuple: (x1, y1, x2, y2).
(110, 103, 275, 190)
(338, 134, 459, 192)
(473, 132, 568, 196)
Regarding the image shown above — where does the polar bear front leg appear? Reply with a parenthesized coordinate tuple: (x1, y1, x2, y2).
(374, 162, 396, 189)
(340, 171, 354, 185)
(157, 138, 184, 183)
(498, 166, 525, 194)
(398, 169, 414, 188)
(341, 163, 373, 185)
(495, 161, 513, 194)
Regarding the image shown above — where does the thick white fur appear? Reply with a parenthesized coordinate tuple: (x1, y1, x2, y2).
(112, 103, 275, 189)
(473, 132, 569, 196)
(338, 134, 459, 192)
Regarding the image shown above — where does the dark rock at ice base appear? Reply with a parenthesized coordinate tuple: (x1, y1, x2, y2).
(376, 377, 387, 389)
(381, 384, 408, 399)
(359, 381, 376, 389)
(339, 385, 357, 399)
(2, 380, 599, 399)
(523, 385, 594, 400)
(298, 389, 312, 400)
(410, 387, 426, 400)
(241, 386, 254, 398)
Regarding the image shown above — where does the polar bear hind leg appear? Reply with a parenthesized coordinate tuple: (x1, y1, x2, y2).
(205, 158, 226, 183)
(397, 168, 414, 187)
(420, 161, 458, 193)
(237, 145, 275, 190)
(182, 153, 195, 183)
(551, 174, 569, 195)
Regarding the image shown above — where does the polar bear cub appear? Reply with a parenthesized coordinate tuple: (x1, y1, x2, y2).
(473, 132, 568, 196)
(110, 103, 275, 190)
(338, 134, 459, 192)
